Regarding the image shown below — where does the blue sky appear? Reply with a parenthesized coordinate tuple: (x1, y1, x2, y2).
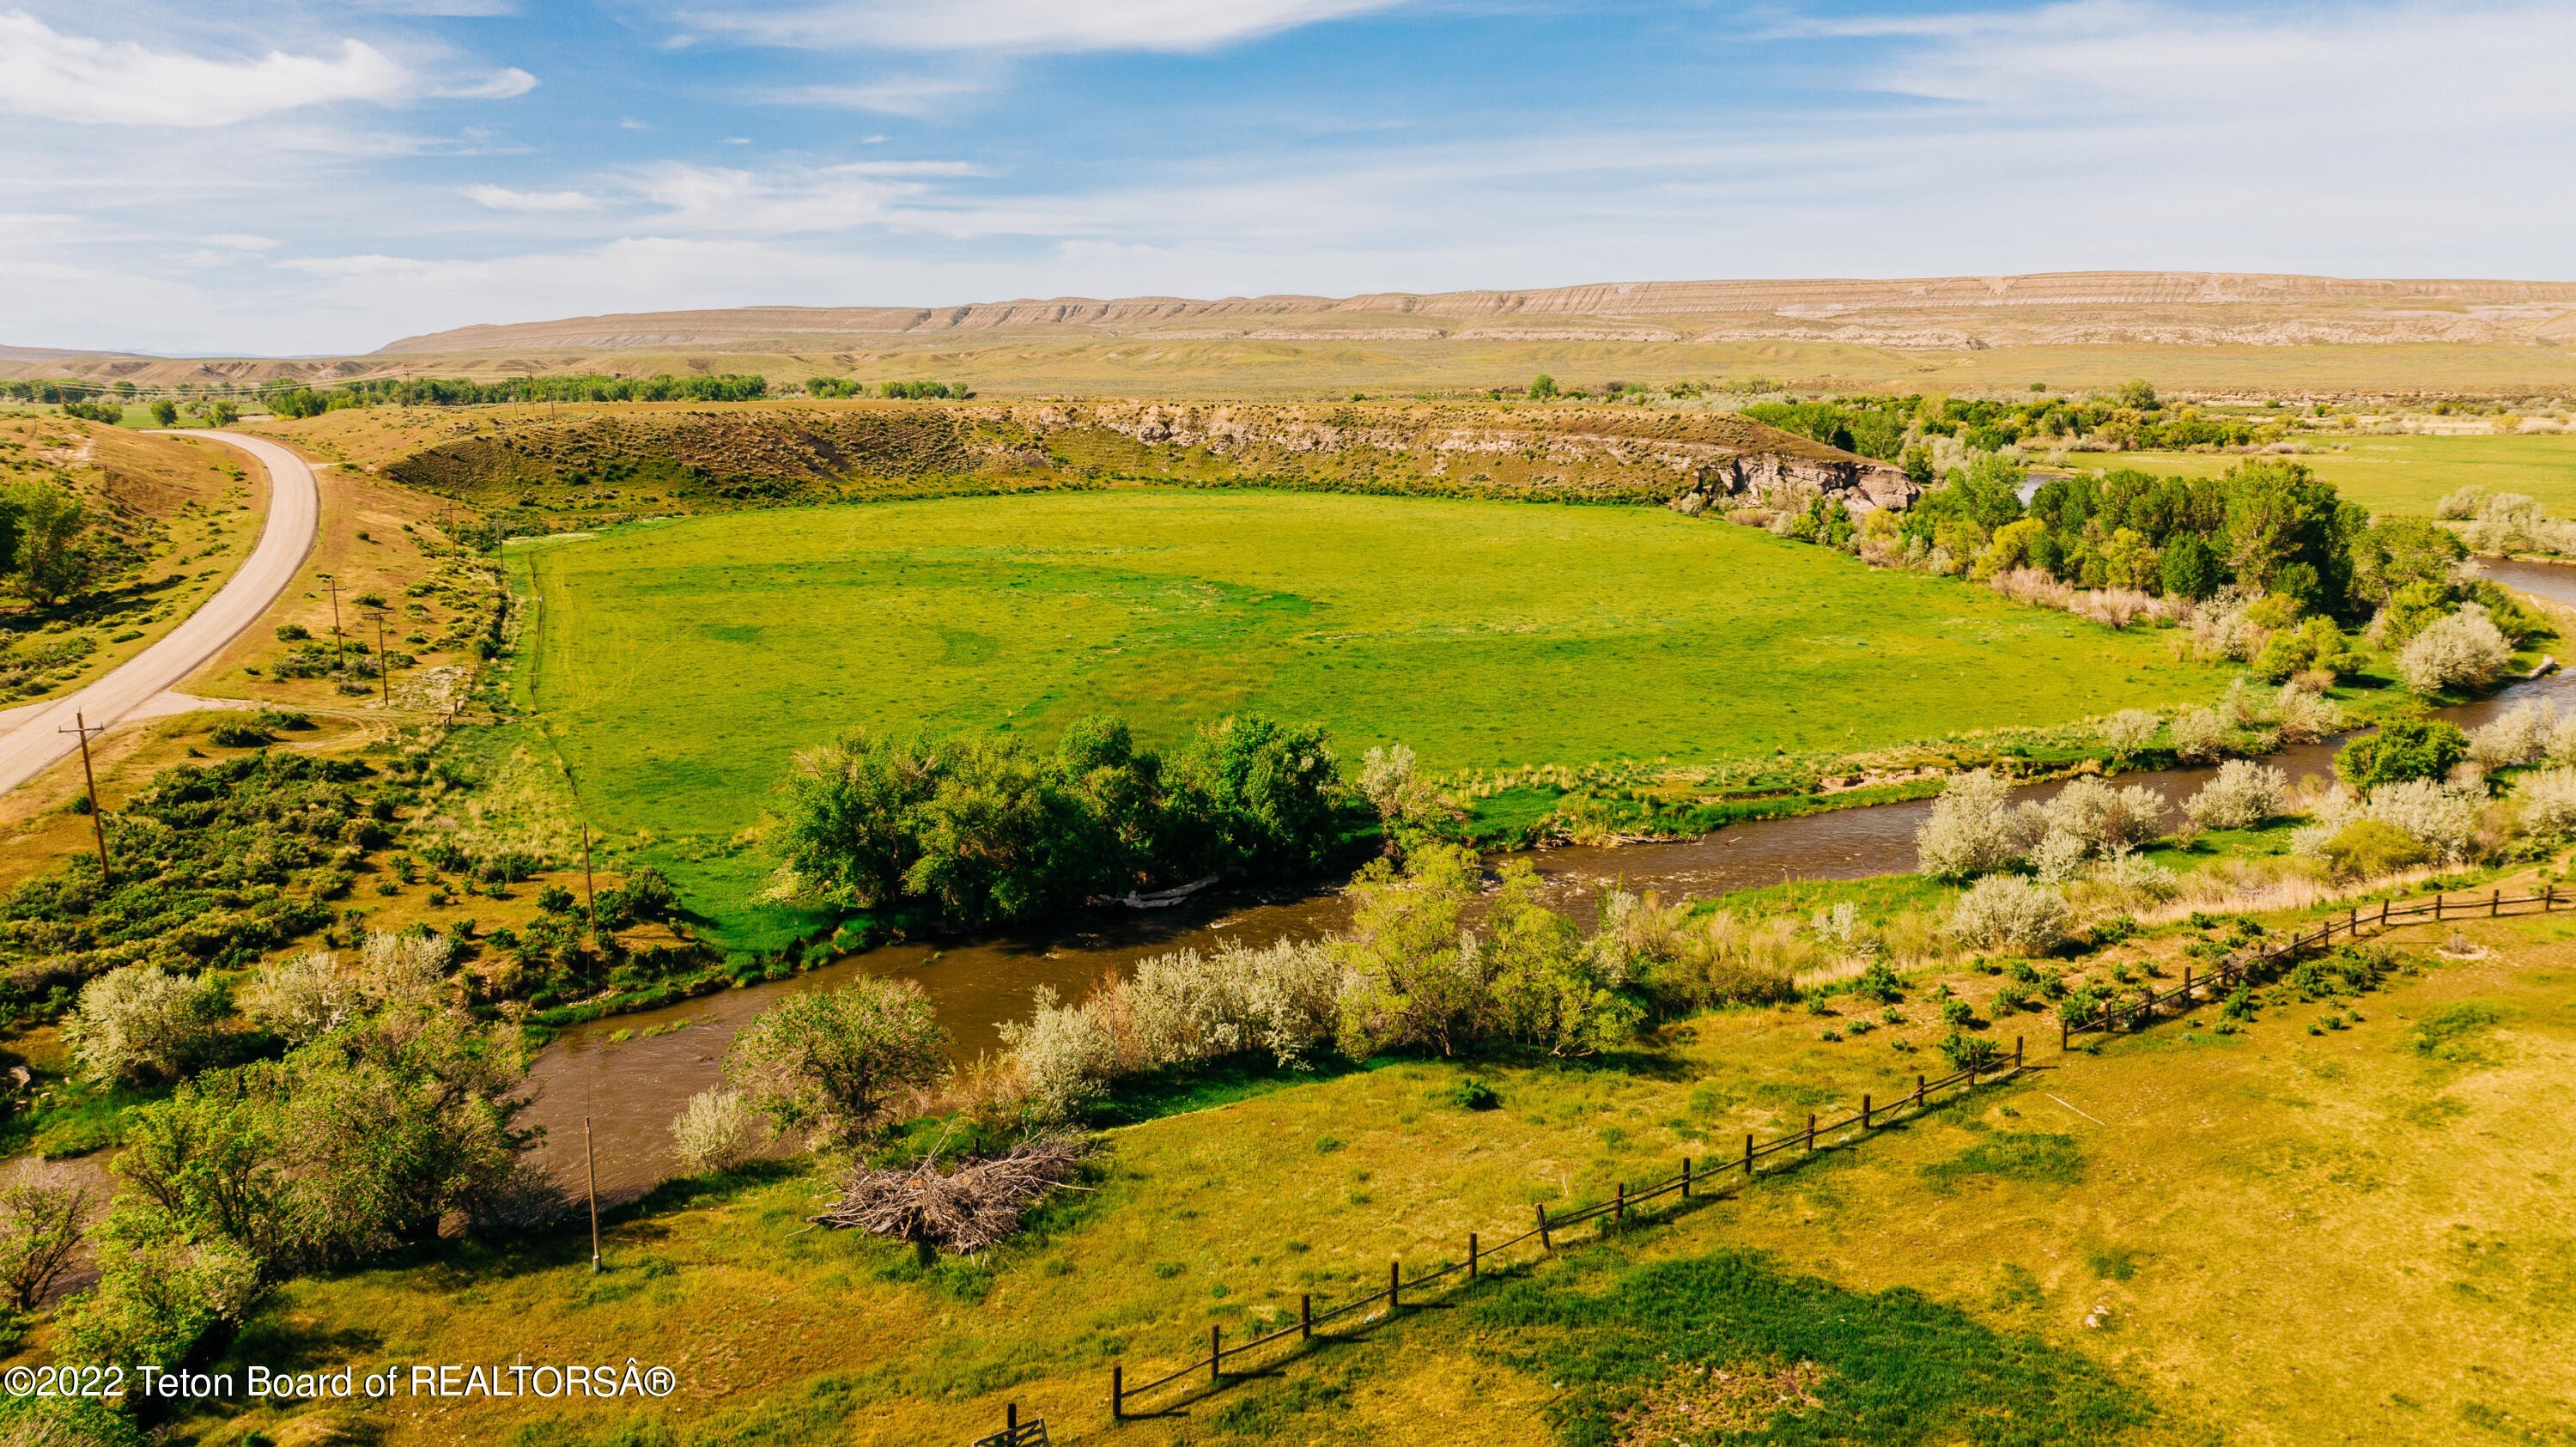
(3, 0, 2571, 356)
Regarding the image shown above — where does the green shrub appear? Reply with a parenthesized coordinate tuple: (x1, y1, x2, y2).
(1855, 960, 1903, 1003)
(1938, 1029, 2002, 1073)
(61, 964, 228, 1085)
(2335, 719, 2468, 790)
(2319, 819, 2433, 879)
(207, 720, 271, 748)
(1450, 1078, 1501, 1111)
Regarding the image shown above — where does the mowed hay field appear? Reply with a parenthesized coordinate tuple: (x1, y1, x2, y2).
(198, 900, 2576, 1446)
(2113, 433, 2576, 517)
(512, 490, 2219, 906)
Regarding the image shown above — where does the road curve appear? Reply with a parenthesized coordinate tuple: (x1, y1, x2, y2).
(0, 430, 320, 795)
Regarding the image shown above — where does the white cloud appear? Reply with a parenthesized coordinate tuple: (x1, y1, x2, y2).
(201, 232, 281, 251)
(762, 75, 987, 116)
(434, 66, 539, 100)
(679, 0, 1408, 52)
(620, 159, 978, 234)
(463, 184, 600, 211)
(0, 11, 413, 126)
(1858, 0, 2576, 129)
(15, 0, 2576, 356)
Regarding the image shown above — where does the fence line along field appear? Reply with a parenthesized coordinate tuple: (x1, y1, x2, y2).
(508, 488, 2222, 920)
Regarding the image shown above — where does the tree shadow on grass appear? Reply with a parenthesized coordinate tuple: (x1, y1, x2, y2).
(1473, 1247, 2152, 1446)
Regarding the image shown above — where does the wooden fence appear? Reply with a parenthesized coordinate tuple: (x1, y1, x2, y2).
(2062, 884, 2564, 1047)
(1108, 1038, 2029, 1420)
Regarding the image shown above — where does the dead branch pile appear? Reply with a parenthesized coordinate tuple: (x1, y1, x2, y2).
(813, 1134, 1090, 1255)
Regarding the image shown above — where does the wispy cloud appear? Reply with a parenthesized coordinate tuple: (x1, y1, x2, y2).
(463, 184, 598, 211)
(677, 0, 1410, 52)
(434, 66, 539, 100)
(1857, 0, 2576, 128)
(0, 10, 412, 126)
(762, 74, 988, 116)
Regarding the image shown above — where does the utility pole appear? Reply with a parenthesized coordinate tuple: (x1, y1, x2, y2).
(58, 712, 110, 885)
(373, 607, 390, 708)
(582, 823, 598, 938)
(321, 574, 343, 671)
(586, 1112, 600, 1274)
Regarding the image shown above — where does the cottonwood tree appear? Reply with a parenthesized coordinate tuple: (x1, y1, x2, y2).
(0, 1178, 88, 1312)
(1482, 860, 1643, 1056)
(725, 978, 949, 1144)
(1331, 844, 1490, 1057)
(10, 482, 94, 605)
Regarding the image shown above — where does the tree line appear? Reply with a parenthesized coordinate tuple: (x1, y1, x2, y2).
(803, 377, 974, 400)
(273, 373, 772, 417)
(1746, 380, 2283, 470)
(773, 713, 1351, 931)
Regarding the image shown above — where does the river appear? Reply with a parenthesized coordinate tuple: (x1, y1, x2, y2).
(525, 558, 2576, 1199)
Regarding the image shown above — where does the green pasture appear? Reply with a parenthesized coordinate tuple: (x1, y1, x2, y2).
(509, 489, 2223, 928)
(2111, 433, 2576, 516)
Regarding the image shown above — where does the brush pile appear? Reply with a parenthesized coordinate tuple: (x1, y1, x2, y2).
(814, 1134, 1090, 1255)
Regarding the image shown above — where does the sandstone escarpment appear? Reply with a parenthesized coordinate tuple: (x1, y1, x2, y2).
(380, 399, 1911, 517)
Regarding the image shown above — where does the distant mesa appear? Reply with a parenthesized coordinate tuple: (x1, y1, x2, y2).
(368, 271, 2576, 356)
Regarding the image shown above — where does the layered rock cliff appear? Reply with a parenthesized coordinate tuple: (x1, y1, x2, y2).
(380, 400, 1912, 517)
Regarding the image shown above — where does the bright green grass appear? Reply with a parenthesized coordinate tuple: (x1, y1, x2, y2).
(2112, 433, 2576, 516)
(513, 489, 2224, 921)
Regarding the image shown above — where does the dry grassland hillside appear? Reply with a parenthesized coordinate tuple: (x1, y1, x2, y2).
(16, 272, 2576, 397)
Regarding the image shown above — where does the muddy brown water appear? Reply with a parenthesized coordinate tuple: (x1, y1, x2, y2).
(528, 561, 2576, 1197)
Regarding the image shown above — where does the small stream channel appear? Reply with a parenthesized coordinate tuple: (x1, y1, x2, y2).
(526, 559, 2576, 1199)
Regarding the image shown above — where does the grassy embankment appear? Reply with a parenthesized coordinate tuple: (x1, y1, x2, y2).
(151, 870, 2576, 1447)
(0, 416, 267, 706)
(496, 489, 2227, 946)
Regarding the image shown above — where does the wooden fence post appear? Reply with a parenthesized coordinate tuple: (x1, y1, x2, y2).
(1680, 1157, 1692, 1200)
(2435, 894, 2445, 921)
(1301, 1294, 1312, 1340)
(2492, 888, 2501, 917)
(2549, 883, 2559, 911)
(2015, 1035, 2024, 1069)
(1112, 1365, 1123, 1421)
(1389, 1260, 1400, 1313)
(1915, 1073, 1926, 1107)
(1806, 1112, 1816, 1151)
(1862, 1093, 1873, 1129)
(2379, 898, 2390, 926)
(1615, 1181, 1627, 1221)
(1536, 1202, 1552, 1252)
(1212, 1324, 1223, 1383)
(1469, 1232, 1479, 1280)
